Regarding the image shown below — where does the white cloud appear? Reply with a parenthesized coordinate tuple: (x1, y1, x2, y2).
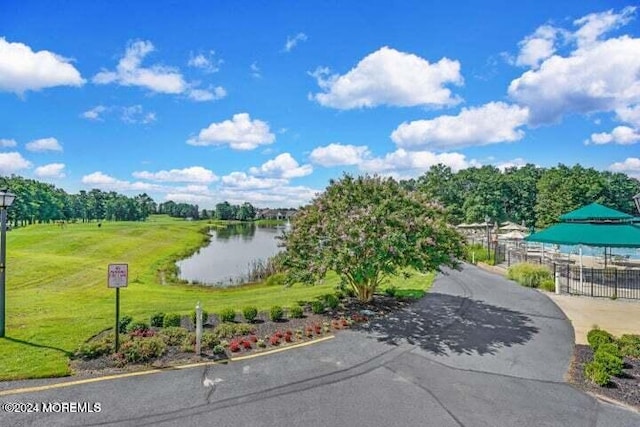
(391, 102, 529, 150)
(164, 192, 214, 205)
(26, 137, 63, 152)
(187, 51, 222, 73)
(187, 113, 276, 150)
(588, 126, 640, 145)
(515, 25, 563, 68)
(34, 163, 65, 179)
(310, 46, 463, 109)
(573, 6, 636, 49)
(0, 152, 32, 174)
(609, 157, 640, 178)
(188, 86, 226, 102)
(616, 105, 640, 127)
(121, 105, 156, 124)
(495, 158, 528, 171)
(81, 105, 107, 121)
(284, 33, 308, 52)
(309, 143, 370, 167)
(359, 148, 478, 176)
(81, 171, 158, 192)
(0, 138, 17, 148)
(508, 8, 640, 125)
(217, 185, 318, 208)
(0, 37, 84, 94)
(221, 172, 286, 190)
(248, 153, 312, 179)
(250, 62, 261, 78)
(93, 40, 186, 94)
(133, 166, 218, 183)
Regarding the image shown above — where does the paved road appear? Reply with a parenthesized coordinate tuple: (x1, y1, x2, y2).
(2, 264, 639, 426)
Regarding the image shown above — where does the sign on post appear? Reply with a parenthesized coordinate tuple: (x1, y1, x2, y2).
(108, 264, 128, 353)
(108, 264, 128, 288)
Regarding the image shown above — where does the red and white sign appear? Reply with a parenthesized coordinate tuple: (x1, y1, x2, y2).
(108, 264, 128, 288)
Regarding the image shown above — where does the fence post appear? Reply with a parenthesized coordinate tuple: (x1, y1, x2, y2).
(566, 264, 570, 294)
(590, 268, 594, 297)
(554, 263, 560, 295)
(614, 268, 618, 299)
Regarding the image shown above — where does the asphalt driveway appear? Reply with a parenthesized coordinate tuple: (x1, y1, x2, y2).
(1, 264, 638, 426)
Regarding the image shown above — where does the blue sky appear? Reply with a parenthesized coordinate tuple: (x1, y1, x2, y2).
(1, 1, 639, 208)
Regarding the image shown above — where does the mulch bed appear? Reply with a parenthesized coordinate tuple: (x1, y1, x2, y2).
(70, 296, 414, 378)
(568, 344, 640, 409)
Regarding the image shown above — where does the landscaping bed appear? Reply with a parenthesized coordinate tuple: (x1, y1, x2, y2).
(70, 294, 416, 378)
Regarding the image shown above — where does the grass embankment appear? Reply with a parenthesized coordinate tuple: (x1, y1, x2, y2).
(0, 215, 434, 380)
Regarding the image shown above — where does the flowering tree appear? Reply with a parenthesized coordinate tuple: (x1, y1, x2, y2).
(281, 174, 465, 302)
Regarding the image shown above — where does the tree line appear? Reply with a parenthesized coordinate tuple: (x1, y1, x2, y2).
(405, 163, 640, 228)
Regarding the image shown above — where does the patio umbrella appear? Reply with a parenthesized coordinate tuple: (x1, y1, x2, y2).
(500, 230, 527, 240)
(500, 223, 528, 232)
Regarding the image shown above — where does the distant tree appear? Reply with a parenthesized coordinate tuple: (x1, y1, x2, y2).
(282, 174, 464, 302)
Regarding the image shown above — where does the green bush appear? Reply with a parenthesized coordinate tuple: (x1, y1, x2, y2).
(212, 323, 254, 339)
(126, 321, 150, 333)
(584, 361, 611, 386)
(163, 313, 182, 328)
(242, 306, 258, 323)
(150, 312, 165, 328)
(213, 345, 226, 355)
(265, 273, 286, 287)
(270, 305, 284, 322)
(384, 286, 398, 297)
(587, 328, 615, 352)
(202, 332, 220, 350)
(118, 315, 133, 333)
(594, 349, 624, 376)
(539, 279, 556, 292)
(119, 337, 166, 363)
(289, 305, 304, 319)
(597, 342, 622, 359)
(507, 263, 553, 288)
(191, 309, 209, 326)
(158, 327, 189, 346)
(618, 334, 640, 358)
(322, 294, 340, 309)
(220, 308, 236, 323)
(75, 335, 114, 360)
(464, 243, 494, 265)
(311, 300, 325, 314)
(180, 333, 196, 352)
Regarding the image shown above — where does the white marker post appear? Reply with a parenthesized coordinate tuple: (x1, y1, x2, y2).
(195, 301, 202, 356)
(108, 264, 128, 353)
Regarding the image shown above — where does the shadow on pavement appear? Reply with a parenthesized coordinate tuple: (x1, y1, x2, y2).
(357, 293, 539, 356)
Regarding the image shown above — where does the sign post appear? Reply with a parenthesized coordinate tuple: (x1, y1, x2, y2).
(108, 264, 128, 353)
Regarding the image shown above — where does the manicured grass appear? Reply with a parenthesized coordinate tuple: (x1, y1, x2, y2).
(0, 216, 435, 380)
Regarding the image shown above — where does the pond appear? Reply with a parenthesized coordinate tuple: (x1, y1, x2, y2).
(176, 223, 285, 286)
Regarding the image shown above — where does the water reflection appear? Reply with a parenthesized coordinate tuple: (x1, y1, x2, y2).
(176, 223, 283, 286)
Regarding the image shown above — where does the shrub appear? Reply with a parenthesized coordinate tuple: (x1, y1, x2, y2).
(213, 345, 226, 355)
(229, 339, 241, 352)
(464, 244, 493, 265)
(597, 342, 622, 359)
(202, 332, 220, 350)
(256, 339, 266, 348)
(149, 312, 166, 328)
(322, 294, 339, 309)
(180, 333, 196, 352)
(587, 328, 615, 352)
(384, 286, 398, 297)
(539, 279, 556, 292)
(158, 327, 189, 346)
(220, 308, 236, 323)
(118, 315, 133, 333)
(584, 361, 611, 386)
(126, 321, 150, 334)
(265, 273, 287, 287)
(594, 349, 624, 376)
(163, 313, 182, 328)
(618, 334, 640, 358)
(289, 305, 304, 319)
(311, 300, 325, 314)
(75, 336, 113, 360)
(270, 305, 284, 322)
(212, 323, 254, 339)
(191, 309, 209, 326)
(507, 263, 553, 288)
(119, 337, 166, 363)
(242, 306, 258, 323)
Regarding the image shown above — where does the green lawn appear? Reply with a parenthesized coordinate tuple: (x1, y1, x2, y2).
(0, 215, 434, 380)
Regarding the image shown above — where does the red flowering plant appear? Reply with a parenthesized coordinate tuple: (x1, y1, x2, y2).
(269, 334, 280, 346)
(229, 339, 241, 353)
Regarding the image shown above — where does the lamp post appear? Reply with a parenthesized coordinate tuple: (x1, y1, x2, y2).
(484, 215, 490, 253)
(0, 189, 16, 338)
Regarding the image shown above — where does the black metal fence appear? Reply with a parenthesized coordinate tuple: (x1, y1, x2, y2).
(501, 244, 640, 300)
